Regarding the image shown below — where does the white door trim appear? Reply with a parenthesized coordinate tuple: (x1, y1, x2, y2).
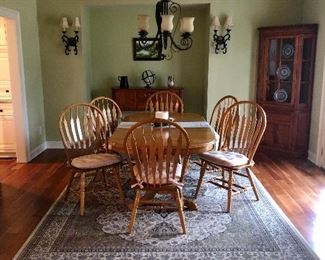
(319, 57, 325, 169)
(0, 6, 30, 162)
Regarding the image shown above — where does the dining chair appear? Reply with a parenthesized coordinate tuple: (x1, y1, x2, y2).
(194, 101, 267, 212)
(123, 118, 190, 234)
(145, 90, 184, 113)
(90, 96, 122, 138)
(59, 103, 125, 216)
(210, 95, 238, 135)
(193, 95, 237, 176)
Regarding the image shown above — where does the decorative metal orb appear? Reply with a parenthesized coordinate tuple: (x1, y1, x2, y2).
(141, 70, 155, 88)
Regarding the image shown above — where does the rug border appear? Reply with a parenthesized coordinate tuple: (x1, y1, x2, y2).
(13, 174, 320, 259)
(13, 187, 67, 260)
(252, 175, 320, 259)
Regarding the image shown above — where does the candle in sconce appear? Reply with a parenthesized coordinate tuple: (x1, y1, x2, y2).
(73, 17, 81, 30)
(224, 16, 234, 29)
(61, 17, 69, 31)
(211, 16, 221, 30)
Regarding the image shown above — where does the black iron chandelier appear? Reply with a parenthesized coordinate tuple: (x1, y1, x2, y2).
(136, 0, 195, 60)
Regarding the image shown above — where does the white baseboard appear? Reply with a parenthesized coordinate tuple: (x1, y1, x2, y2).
(46, 141, 64, 149)
(29, 142, 47, 161)
(28, 141, 64, 161)
(308, 150, 318, 165)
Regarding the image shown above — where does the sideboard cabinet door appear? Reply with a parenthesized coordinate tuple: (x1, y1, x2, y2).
(112, 87, 184, 111)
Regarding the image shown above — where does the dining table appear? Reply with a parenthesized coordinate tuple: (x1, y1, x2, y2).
(108, 111, 218, 210)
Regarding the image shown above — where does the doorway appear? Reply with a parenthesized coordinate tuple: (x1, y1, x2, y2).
(0, 7, 29, 163)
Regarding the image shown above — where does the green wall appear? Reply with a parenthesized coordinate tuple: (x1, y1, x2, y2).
(6, 0, 325, 163)
(36, 0, 304, 141)
(206, 0, 303, 118)
(0, 0, 45, 151)
(302, 0, 325, 163)
(36, 0, 90, 142)
(86, 4, 209, 115)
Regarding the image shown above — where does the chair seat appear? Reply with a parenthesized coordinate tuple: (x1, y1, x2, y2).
(200, 151, 249, 168)
(71, 153, 122, 169)
(133, 163, 182, 186)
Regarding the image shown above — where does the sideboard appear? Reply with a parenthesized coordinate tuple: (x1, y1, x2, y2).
(112, 87, 184, 111)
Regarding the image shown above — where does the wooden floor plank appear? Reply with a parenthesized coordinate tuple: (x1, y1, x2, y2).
(0, 149, 324, 259)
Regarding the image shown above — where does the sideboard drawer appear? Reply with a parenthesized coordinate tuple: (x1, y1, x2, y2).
(113, 89, 136, 111)
(136, 91, 155, 110)
(112, 87, 184, 111)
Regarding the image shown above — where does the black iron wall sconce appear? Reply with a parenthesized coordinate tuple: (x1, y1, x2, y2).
(211, 16, 233, 54)
(61, 17, 80, 55)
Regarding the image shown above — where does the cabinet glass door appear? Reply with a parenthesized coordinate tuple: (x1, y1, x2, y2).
(266, 38, 295, 104)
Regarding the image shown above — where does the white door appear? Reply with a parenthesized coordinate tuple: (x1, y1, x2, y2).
(0, 7, 30, 162)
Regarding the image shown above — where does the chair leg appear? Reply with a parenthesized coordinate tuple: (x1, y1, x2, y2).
(80, 172, 86, 216)
(128, 190, 141, 234)
(102, 168, 108, 189)
(113, 166, 125, 203)
(194, 160, 208, 199)
(64, 171, 75, 200)
(226, 170, 233, 213)
(246, 168, 259, 201)
(175, 188, 187, 234)
(221, 169, 225, 187)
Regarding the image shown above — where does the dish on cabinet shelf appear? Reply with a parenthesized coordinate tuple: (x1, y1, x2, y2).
(276, 65, 291, 80)
(282, 43, 294, 59)
(273, 89, 288, 102)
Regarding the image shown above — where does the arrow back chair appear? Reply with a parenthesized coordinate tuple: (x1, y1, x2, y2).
(210, 95, 238, 135)
(59, 103, 124, 216)
(195, 101, 267, 212)
(145, 91, 184, 113)
(90, 96, 122, 138)
(124, 118, 190, 234)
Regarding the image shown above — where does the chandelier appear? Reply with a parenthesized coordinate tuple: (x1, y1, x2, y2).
(136, 0, 195, 60)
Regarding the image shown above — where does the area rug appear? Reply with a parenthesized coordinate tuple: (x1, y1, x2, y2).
(15, 160, 319, 259)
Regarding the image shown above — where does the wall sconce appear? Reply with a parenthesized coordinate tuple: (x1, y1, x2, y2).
(61, 17, 80, 55)
(211, 16, 233, 54)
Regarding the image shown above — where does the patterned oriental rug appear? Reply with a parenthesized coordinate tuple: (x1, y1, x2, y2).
(15, 160, 319, 259)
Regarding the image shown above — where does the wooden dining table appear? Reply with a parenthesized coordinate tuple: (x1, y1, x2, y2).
(109, 111, 217, 154)
(108, 111, 217, 210)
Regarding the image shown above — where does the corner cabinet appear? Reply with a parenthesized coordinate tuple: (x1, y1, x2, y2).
(257, 24, 318, 157)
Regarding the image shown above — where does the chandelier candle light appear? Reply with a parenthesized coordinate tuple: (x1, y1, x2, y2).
(211, 16, 233, 54)
(137, 0, 195, 60)
(61, 17, 80, 55)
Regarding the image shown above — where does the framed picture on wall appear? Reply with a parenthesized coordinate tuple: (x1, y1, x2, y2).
(133, 38, 162, 61)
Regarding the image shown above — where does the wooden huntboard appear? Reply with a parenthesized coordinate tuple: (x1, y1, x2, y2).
(112, 87, 183, 111)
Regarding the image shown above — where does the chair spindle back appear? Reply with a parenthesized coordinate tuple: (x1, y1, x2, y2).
(123, 118, 190, 188)
(210, 95, 237, 134)
(90, 96, 122, 137)
(219, 101, 267, 162)
(59, 103, 107, 162)
(145, 91, 184, 113)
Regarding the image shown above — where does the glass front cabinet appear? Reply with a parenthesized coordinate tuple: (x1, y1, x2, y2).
(257, 24, 317, 157)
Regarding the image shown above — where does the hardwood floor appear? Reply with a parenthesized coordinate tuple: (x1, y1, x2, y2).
(0, 150, 70, 260)
(0, 149, 324, 259)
